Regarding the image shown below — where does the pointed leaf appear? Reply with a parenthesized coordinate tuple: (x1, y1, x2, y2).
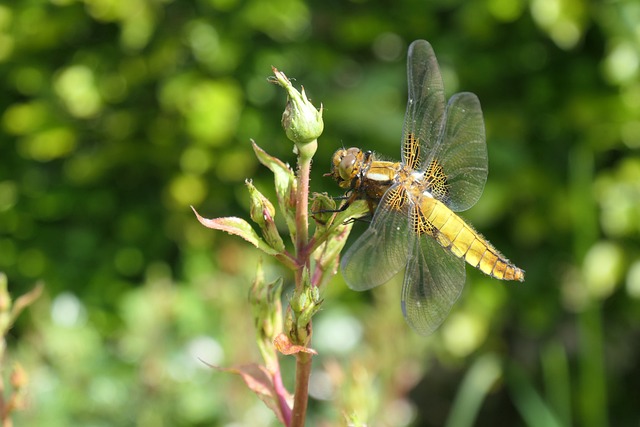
(333, 199, 370, 228)
(314, 220, 353, 274)
(308, 199, 371, 286)
(191, 207, 279, 256)
(211, 363, 292, 425)
(310, 199, 369, 255)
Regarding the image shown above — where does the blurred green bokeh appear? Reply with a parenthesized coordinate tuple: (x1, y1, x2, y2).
(1, 0, 639, 425)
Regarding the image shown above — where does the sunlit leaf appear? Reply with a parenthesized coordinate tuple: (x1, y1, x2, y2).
(310, 199, 368, 259)
(191, 206, 279, 256)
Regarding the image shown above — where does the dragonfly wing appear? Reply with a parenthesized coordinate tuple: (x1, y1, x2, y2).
(401, 232, 466, 335)
(341, 185, 412, 291)
(434, 92, 488, 211)
(401, 40, 445, 171)
(401, 42, 487, 211)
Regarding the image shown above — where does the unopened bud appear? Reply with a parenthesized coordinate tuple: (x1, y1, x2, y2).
(287, 270, 322, 345)
(248, 262, 283, 371)
(310, 193, 337, 227)
(246, 180, 285, 252)
(270, 67, 323, 158)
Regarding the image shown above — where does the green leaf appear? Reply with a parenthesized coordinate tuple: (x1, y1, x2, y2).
(191, 206, 280, 256)
(506, 363, 564, 427)
(310, 198, 369, 256)
(210, 363, 292, 425)
(333, 199, 370, 227)
(308, 198, 370, 286)
(445, 354, 502, 427)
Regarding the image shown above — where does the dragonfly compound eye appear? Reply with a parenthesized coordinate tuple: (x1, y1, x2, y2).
(339, 153, 357, 181)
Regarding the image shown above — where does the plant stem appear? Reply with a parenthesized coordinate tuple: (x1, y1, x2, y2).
(290, 144, 315, 427)
(291, 352, 312, 427)
(295, 154, 312, 276)
(276, 252, 300, 271)
(272, 366, 292, 426)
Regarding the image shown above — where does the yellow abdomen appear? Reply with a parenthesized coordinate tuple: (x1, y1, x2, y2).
(414, 197, 525, 282)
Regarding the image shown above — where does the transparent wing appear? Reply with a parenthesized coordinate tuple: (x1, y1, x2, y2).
(429, 92, 488, 212)
(401, 40, 445, 171)
(401, 232, 466, 335)
(401, 42, 487, 211)
(341, 185, 412, 291)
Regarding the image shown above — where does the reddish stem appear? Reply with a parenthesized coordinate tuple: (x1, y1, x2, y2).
(290, 152, 314, 427)
(290, 352, 312, 427)
(272, 367, 292, 426)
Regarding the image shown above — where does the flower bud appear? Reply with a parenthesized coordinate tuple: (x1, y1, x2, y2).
(246, 180, 285, 253)
(251, 142, 297, 242)
(249, 262, 283, 371)
(310, 193, 337, 228)
(270, 67, 323, 158)
(287, 270, 322, 345)
(249, 273, 283, 341)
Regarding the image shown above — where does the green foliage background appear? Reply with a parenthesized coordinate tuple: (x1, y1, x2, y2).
(1, 0, 639, 425)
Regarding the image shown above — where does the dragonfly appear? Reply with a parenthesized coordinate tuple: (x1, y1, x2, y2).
(328, 40, 524, 335)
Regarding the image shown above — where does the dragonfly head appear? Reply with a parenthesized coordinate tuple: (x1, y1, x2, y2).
(328, 147, 366, 189)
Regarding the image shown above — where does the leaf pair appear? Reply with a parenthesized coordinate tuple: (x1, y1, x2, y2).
(192, 141, 298, 269)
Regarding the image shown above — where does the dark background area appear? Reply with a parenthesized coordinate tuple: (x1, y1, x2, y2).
(1, 0, 639, 425)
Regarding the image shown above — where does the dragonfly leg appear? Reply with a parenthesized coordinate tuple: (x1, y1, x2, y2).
(311, 190, 373, 225)
(313, 190, 358, 214)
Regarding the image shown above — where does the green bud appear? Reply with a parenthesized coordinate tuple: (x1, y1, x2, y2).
(248, 261, 283, 371)
(287, 269, 322, 345)
(246, 180, 286, 253)
(284, 305, 294, 340)
(249, 262, 284, 336)
(314, 199, 370, 270)
(298, 285, 321, 327)
(310, 193, 337, 229)
(270, 67, 323, 158)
